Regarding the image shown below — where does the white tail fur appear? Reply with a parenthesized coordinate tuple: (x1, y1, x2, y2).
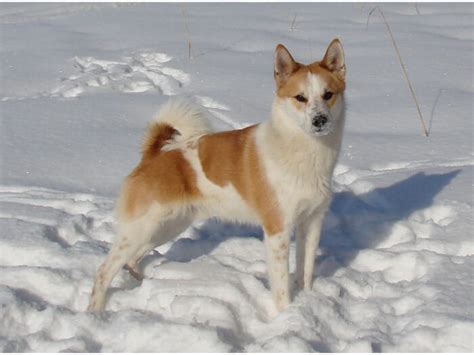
(151, 99, 213, 141)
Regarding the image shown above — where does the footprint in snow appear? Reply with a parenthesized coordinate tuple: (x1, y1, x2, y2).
(51, 52, 190, 98)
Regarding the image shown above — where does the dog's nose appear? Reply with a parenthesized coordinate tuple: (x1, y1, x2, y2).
(312, 115, 328, 128)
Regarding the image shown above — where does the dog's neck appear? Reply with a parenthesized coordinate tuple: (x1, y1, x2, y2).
(256, 99, 346, 187)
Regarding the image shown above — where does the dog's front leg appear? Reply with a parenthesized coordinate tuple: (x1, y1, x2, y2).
(264, 230, 291, 311)
(296, 218, 308, 290)
(300, 211, 325, 290)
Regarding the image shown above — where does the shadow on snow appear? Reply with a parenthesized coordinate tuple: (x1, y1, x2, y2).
(161, 170, 460, 272)
(318, 169, 460, 276)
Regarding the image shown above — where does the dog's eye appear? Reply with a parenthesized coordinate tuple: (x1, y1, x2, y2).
(294, 94, 307, 103)
(323, 91, 334, 101)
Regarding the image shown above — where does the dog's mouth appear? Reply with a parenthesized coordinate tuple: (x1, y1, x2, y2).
(312, 124, 334, 136)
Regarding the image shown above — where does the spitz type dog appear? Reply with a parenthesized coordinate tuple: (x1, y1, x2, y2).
(89, 39, 346, 312)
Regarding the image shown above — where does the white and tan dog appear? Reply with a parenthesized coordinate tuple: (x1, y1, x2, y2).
(88, 39, 346, 312)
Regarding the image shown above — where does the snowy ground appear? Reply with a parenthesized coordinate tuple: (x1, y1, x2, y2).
(0, 2, 473, 352)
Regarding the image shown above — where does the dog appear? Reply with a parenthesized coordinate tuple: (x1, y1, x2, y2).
(88, 38, 346, 312)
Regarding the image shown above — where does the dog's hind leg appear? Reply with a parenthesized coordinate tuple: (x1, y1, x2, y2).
(88, 208, 194, 311)
(124, 242, 156, 281)
(88, 234, 143, 311)
(124, 214, 193, 281)
(88, 208, 162, 311)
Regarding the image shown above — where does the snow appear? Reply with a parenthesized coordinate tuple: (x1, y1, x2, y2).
(0, 2, 473, 352)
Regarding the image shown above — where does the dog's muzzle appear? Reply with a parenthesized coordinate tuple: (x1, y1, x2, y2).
(312, 115, 328, 132)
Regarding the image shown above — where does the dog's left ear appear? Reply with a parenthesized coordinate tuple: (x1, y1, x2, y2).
(322, 38, 346, 79)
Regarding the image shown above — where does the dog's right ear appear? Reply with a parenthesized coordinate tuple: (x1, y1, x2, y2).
(274, 44, 299, 87)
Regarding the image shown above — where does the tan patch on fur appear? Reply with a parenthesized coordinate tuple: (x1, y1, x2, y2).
(197, 125, 284, 235)
(276, 62, 345, 108)
(141, 123, 179, 157)
(124, 264, 144, 281)
(118, 123, 201, 220)
(278, 242, 288, 251)
(275, 290, 286, 303)
(308, 63, 346, 107)
(118, 242, 129, 251)
(276, 254, 286, 262)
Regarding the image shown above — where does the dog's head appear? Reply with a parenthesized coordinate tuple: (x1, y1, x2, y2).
(273, 39, 346, 137)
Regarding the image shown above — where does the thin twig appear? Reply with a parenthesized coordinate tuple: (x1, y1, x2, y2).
(414, 3, 421, 15)
(428, 89, 444, 135)
(180, 5, 192, 60)
(368, 7, 429, 137)
(366, 7, 378, 29)
(289, 13, 298, 31)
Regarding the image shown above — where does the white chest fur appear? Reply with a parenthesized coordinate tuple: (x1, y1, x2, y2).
(256, 105, 344, 224)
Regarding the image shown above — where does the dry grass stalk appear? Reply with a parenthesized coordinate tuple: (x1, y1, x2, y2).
(180, 5, 192, 60)
(289, 13, 298, 31)
(368, 7, 429, 137)
(414, 3, 421, 15)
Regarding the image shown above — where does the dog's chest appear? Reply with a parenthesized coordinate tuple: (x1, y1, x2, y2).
(266, 157, 334, 219)
(260, 140, 338, 220)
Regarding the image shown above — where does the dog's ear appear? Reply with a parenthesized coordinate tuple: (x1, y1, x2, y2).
(322, 38, 346, 79)
(274, 44, 299, 87)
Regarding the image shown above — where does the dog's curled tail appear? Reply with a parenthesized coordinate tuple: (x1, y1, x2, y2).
(142, 99, 212, 156)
